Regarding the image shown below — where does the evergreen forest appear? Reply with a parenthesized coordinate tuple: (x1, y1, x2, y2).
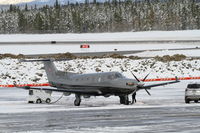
(0, 0, 200, 34)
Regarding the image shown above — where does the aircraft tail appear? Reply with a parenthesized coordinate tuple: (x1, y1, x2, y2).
(43, 60, 58, 82)
(20, 59, 75, 83)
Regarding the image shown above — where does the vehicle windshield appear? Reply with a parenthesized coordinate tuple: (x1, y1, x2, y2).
(187, 84, 200, 89)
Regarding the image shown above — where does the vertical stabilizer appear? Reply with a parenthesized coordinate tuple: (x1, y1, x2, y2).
(43, 60, 58, 83)
(20, 58, 75, 84)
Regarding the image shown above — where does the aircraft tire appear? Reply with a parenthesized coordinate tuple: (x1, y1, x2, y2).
(124, 95, 129, 105)
(74, 99, 81, 106)
(119, 96, 129, 105)
(119, 96, 125, 104)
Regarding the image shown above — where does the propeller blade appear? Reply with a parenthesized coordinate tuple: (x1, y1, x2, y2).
(142, 73, 150, 82)
(130, 71, 140, 82)
(145, 89, 151, 96)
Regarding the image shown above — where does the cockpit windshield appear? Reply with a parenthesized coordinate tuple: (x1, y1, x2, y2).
(107, 73, 124, 80)
(115, 73, 124, 78)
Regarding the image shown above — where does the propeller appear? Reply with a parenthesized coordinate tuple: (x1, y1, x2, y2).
(142, 73, 150, 82)
(130, 71, 151, 96)
(144, 89, 151, 96)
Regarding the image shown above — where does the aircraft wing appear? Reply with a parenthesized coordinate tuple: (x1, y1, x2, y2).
(16, 86, 102, 95)
(141, 80, 180, 89)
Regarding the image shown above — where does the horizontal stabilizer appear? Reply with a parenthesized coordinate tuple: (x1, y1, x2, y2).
(17, 85, 102, 95)
(20, 58, 72, 62)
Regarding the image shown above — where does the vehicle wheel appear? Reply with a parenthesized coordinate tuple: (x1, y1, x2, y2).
(185, 98, 190, 104)
(195, 100, 198, 103)
(46, 98, 51, 103)
(28, 101, 34, 104)
(74, 99, 81, 106)
(36, 99, 42, 104)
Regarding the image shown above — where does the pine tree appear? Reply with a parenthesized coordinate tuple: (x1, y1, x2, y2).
(34, 13, 44, 33)
(18, 11, 27, 32)
(9, 4, 13, 12)
(25, 4, 28, 11)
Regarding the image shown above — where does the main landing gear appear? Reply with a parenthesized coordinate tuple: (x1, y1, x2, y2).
(74, 94, 81, 106)
(119, 93, 136, 105)
(119, 95, 129, 105)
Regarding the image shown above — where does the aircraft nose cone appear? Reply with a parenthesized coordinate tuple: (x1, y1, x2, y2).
(138, 82, 144, 87)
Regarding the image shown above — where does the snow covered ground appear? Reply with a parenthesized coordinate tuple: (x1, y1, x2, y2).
(1, 30, 200, 132)
(0, 30, 200, 55)
(1, 80, 200, 132)
(1, 30, 200, 85)
(1, 43, 200, 55)
(0, 30, 200, 42)
(1, 57, 200, 85)
(0, 80, 191, 114)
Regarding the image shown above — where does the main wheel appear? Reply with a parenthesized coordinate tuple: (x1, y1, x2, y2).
(119, 95, 129, 105)
(36, 99, 42, 104)
(119, 96, 125, 104)
(195, 100, 198, 103)
(74, 99, 81, 106)
(124, 95, 129, 105)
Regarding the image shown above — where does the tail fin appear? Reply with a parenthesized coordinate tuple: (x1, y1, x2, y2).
(20, 58, 74, 83)
(43, 60, 58, 82)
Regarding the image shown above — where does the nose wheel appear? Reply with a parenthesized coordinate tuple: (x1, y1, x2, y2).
(74, 94, 81, 106)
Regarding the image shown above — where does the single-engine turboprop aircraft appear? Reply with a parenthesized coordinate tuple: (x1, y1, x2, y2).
(18, 59, 180, 106)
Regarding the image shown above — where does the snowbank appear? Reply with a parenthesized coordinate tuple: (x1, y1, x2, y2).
(1, 58, 200, 85)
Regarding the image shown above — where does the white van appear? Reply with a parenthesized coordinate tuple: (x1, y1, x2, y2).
(185, 83, 200, 103)
(27, 89, 52, 104)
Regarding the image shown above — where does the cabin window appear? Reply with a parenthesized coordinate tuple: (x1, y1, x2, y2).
(98, 77, 101, 82)
(108, 75, 116, 79)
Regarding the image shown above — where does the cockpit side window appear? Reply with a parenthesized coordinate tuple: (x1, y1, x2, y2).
(115, 73, 122, 78)
(107, 73, 123, 80)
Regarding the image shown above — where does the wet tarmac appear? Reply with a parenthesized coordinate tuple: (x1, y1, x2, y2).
(1, 82, 200, 133)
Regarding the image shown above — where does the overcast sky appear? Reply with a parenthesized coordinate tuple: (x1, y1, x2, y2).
(0, 0, 37, 5)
